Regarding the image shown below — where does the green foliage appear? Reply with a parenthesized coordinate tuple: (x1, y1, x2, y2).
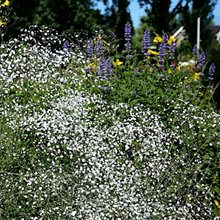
(103, 0, 133, 51)
(137, 0, 183, 34)
(0, 0, 17, 43)
(82, 32, 220, 218)
(1, 9, 220, 217)
(84, 32, 217, 111)
(180, 0, 217, 50)
(205, 40, 220, 108)
(8, 0, 105, 38)
(137, 0, 217, 54)
(138, 0, 172, 34)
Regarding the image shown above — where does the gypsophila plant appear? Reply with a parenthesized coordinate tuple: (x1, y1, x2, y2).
(0, 20, 220, 219)
(1, 91, 217, 219)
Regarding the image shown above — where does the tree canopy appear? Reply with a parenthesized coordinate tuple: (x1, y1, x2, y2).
(180, 0, 217, 49)
(9, 0, 105, 37)
(102, 0, 133, 50)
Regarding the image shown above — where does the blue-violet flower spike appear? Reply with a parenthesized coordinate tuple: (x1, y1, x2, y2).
(192, 45, 198, 55)
(87, 39, 94, 57)
(169, 42, 175, 57)
(208, 63, 215, 80)
(124, 22, 131, 41)
(95, 39, 103, 58)
(142, 29, 150, 54)
(198, 52, 206, 69)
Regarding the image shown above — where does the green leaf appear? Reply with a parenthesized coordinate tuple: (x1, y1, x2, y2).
(213, 186, 220, 195)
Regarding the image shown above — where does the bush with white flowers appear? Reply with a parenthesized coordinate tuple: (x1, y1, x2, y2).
(0, 26, 220, 219)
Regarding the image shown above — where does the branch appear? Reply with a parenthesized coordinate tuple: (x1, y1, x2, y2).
(170, 0, 183, 19)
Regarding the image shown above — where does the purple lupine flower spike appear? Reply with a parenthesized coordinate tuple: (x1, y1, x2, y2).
(97, 57, 106, 78)
(95, 39, 103, 58)
(162, 33, 169, 43)
(87, 38, 94, 57)
(198, 52, 206, 70)
(63, 40, 70, 52)
(142, 29, 150, 54)
(208, 63, 215, 81)
(106, 58, 112, 77)
(124, 22, 132, 51)
(158, 41, 167, 67)
(169, 42, 175, 58)
(192, 45, 198, 55)
(124, 22, 131, 41)
(46, 43, 52, 52)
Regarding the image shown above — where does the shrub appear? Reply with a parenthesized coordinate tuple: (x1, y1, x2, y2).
(0, 22, 220, 219)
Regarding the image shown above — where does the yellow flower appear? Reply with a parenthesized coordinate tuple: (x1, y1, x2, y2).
(96, 35, 102, 40)
(198, 92, 204, 97)
(88, 62, 98, 71)
(176, 65, 181, 71)
(0, 20, 6, 27)
(149, 67, 154, 73)
(153, 34, 163, 44)
(214, 200, 220, 208)
(113, 59, 123, 67)
(0, 0, 10, 7)
(168, 69, 173, 74)
(167, 36, 176, 45)
(192, 72, 200, 81)
(147, 49, 158, 55)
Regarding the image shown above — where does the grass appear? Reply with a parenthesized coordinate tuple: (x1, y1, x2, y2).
(0, 25, 220, 219)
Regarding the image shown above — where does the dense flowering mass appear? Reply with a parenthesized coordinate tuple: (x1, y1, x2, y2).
(0, 23, 220, 220)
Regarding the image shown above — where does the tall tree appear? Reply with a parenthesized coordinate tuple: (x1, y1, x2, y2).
(33, 0, 104, 34)
(5, 0, 39, 38)
(180, 0, 217, 50)
(138, 0, 184, 34)
(103, 0, 133, 51)
(8, 0, 105, 37)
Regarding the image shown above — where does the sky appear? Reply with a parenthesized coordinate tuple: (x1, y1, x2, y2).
(97, 0, 220, 28)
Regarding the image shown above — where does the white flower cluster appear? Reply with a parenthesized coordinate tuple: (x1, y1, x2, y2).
(3, 92, 212, 219)
(0, 28, 218, 219)
(0, 27, 88, 99)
